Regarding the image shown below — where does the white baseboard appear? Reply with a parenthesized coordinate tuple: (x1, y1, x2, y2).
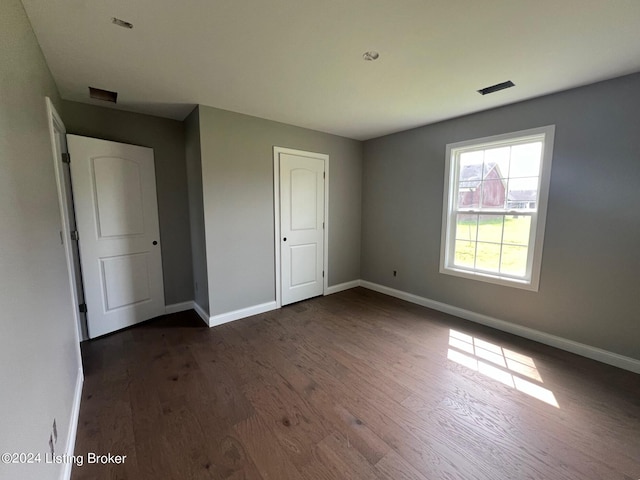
(164, 300, 209, 326)
(61, 367, 83, 480)
(209, 301, 278, 327)
(164, 301, 194, 314)
(193, 302, 210, 326)
(165, 300, 209, 326)
(325, 280, 362, 295)
(360, 280, 640, 374)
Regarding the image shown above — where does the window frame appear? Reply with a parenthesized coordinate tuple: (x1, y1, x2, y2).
(439, 125, 555, 291)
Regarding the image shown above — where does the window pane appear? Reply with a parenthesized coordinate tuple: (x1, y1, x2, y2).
(459, 151, 484, 181)
(458, 154, 483, 208)
(477, 215, 503, 243)
(507, 177, 538, 210)
(455, 214, 478, 241)
(475, 242, 501, 272)
(503, 215, 531, 245)
(500, 245, 528, 276)
(454, 240, 475, 268)
(457, 181, 479, 208)
(484, 146, 511, 177)
(480, 179, 506, 209)
(510, 142, 542, 178)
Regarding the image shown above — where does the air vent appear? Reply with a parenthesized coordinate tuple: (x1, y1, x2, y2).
(477, 80, 515, 95)
(89, 87, 118, 103)
(112, 17, 133, 29)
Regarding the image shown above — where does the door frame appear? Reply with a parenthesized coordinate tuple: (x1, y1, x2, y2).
(45, 97, 86, 343)
(273, 146, 329, 308)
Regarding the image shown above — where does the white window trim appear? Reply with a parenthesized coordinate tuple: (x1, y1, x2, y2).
(439, 125, 555, 291)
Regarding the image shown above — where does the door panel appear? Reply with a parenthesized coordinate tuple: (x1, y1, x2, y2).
(93, 157, 145, 237)
(67, 135, 165, 338)
(101, 253, 151, 310)
(290, 244, 318, 286)
(279, 152, 325, 305)
(290, 169, 318, 230)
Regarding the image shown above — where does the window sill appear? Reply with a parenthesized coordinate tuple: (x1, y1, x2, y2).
(439, 266, 539, 292)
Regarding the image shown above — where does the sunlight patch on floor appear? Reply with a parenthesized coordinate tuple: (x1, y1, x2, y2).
(447, 329, 559, 408)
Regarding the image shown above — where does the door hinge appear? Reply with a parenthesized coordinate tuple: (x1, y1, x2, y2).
(79, 303, 87, 313)
(323, 172, 325, 179)
(61, 153, 71, 164)
(322, 222, 325, 230)
(322, 270, 325, 278)
(71, 230, 79, 241)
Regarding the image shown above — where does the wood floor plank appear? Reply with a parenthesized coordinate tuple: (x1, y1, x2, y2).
(330, 403, 391, 465)
(232, 414, 302, 480)
(128, 374, 190, 479)
(72, 377, 138, 480)
(374, 448, 430, 480)
(240, 376, 330, 468)
(299, 430, 382, 480)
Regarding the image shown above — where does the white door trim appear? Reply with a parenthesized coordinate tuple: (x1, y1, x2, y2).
(273, 146, 329, 308)
(45, 97, 85, 349)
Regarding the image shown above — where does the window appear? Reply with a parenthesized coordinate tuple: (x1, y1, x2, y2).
(440, 126, 555, 290)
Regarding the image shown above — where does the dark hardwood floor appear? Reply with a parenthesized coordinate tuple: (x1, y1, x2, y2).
(72, 288, 640, 480)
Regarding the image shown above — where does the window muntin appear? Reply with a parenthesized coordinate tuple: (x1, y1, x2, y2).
(440, 126, 554, 290)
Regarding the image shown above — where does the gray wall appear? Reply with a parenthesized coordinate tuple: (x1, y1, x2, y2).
(184, 107, 209, 313)
(0, 2, 82, 479)
(198, 106, 362, 316)
(362, 73, 640, 360)
(61, 100, 194, 305)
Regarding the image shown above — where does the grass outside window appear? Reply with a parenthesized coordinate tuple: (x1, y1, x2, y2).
(454, 215, 530, 276)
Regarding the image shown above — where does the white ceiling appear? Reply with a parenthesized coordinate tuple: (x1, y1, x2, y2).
(22, 0, 640, 140)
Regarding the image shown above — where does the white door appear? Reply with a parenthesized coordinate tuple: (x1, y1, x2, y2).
(277, 150, 326, 306)
(67, 135, 165, 338)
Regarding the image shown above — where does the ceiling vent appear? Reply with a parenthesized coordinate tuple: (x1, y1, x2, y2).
(89, 87, 118, 103)
(111, 17, 133, 29)
(477, 80, 515, 95)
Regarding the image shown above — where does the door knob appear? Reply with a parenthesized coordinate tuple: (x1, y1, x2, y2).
(153, 241, 158, 245)
(283, 237, 287, 242)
